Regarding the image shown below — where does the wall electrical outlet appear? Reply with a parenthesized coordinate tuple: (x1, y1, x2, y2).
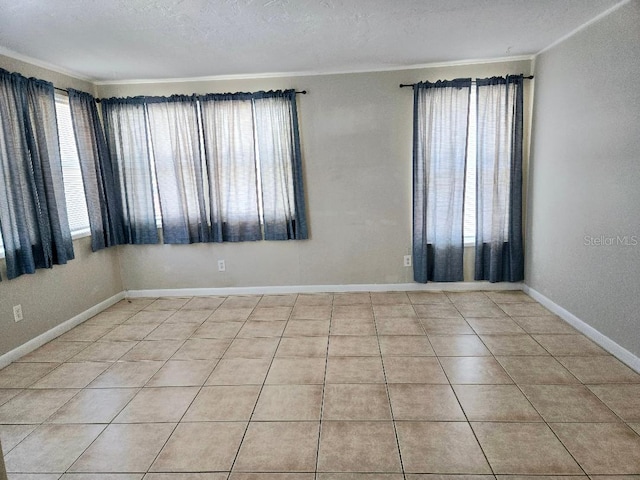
(13, 304, 23, 322)
(217, 260, 226, 272)
(403, 255, 412, 267)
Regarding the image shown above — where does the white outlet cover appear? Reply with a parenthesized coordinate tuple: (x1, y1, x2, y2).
(13, 305, 23, 322)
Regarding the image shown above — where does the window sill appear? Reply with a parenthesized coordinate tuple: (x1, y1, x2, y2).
(72, 229, 91, 241)
(0, 229, 91, 260)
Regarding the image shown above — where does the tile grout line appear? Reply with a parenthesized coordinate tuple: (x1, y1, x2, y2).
(33, 300, 155, 474)
(496, 300, 640, 472)
(431, 291, 497, 477)
(54, 297, 216, 474)
(142, 295, 255, 477)
(2, 303, 148, 463)
(3, 291, 640, 476)
(61, 296, 217, 475)
(375, 294, 408, 478)
(314, 292, 337, 480)
(472, 293, 590, 477)
(224, 294, 302, 478)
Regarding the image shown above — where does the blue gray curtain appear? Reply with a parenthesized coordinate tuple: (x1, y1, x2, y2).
(68, 89, 125, 251)
(101, 97, 159, 244)
(198, 90, 307, 242)
(145, 95, 209, 244)
(253, 91, 307, 240)
(0, 69, 74, 280)
(98, 90, 307, 245)
(199, 93, 261, 242)
(413, 79, 471, 283)
(475, 75, 524, 282)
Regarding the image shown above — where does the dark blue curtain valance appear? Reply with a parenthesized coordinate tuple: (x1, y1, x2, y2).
(476, 74, 524, 86)
(197, 89, 296, 102)
(414, 78, 472, 90)
(96, 89, 296, 105)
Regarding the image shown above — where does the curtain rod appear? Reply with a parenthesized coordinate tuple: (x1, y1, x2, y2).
(399, 75, 534, 88)
(54, 86, 307, 101)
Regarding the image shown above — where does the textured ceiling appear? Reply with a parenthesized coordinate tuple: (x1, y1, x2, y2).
(0, 0, 624, 82)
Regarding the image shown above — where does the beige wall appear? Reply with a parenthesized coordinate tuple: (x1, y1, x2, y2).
(0, 52, 531, 356)
(0, 237, 123, 356)
(0, 56, 122, 357)
(526, 1, 640, 357)
(99, 59, 532, 290)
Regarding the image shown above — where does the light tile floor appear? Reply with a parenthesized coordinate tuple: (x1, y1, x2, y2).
(1, 290, 639, 479)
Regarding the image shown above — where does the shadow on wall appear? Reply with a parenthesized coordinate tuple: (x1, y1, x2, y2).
(0, 439, 7, 480)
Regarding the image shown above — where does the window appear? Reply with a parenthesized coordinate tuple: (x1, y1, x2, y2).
(55, 94, 91, 237)
(0, 94, 90, 258)
(412, 75, 525, 283)
(98, 90, 308, 245)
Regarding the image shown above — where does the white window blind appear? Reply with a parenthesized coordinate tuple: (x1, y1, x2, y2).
(55, 94, 90, 236)
(463, 86, 477, 244)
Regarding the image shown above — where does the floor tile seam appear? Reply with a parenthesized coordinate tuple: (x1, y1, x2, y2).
(89, 337, 140, 362)
(593, 386, 640, 425)
(126, 295, 245, 476)
(479, 324, 590, 477)
(439, 351, 496, 477)
(2, 292, 624, 476)
(476, 327, 552, 425)
(373, 308, 407, 478)
(3, 382, 92, 454)
(51, 420, 110, 476)
(591, 395, 640, 427)
(528, 418, 590, 476)
(527, 331, 587, 358)
(542, 353, 638, 385)
(314, 296, 337, 476)
(224, 296, 296, 475)
(57, 296, 204, 476)
(164, 294, 263, 366)
(554, 354, 623, 359)
(48, 338, 96, 364)
(201, 296, 259, 323)
(532, 381, 631, 425)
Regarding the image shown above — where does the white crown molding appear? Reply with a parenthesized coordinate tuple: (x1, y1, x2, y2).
(536, 0, 632, 56)
(0, 47, 533, 87)
(93, 55, 535, 86)
(0, 46, 94, 83)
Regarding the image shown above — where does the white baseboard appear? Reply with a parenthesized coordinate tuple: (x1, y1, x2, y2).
(4, 282, 637, 376)
(523, 286, 640, 373)
(0, 292, 125, 369)
(125, 281, 524, 298)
